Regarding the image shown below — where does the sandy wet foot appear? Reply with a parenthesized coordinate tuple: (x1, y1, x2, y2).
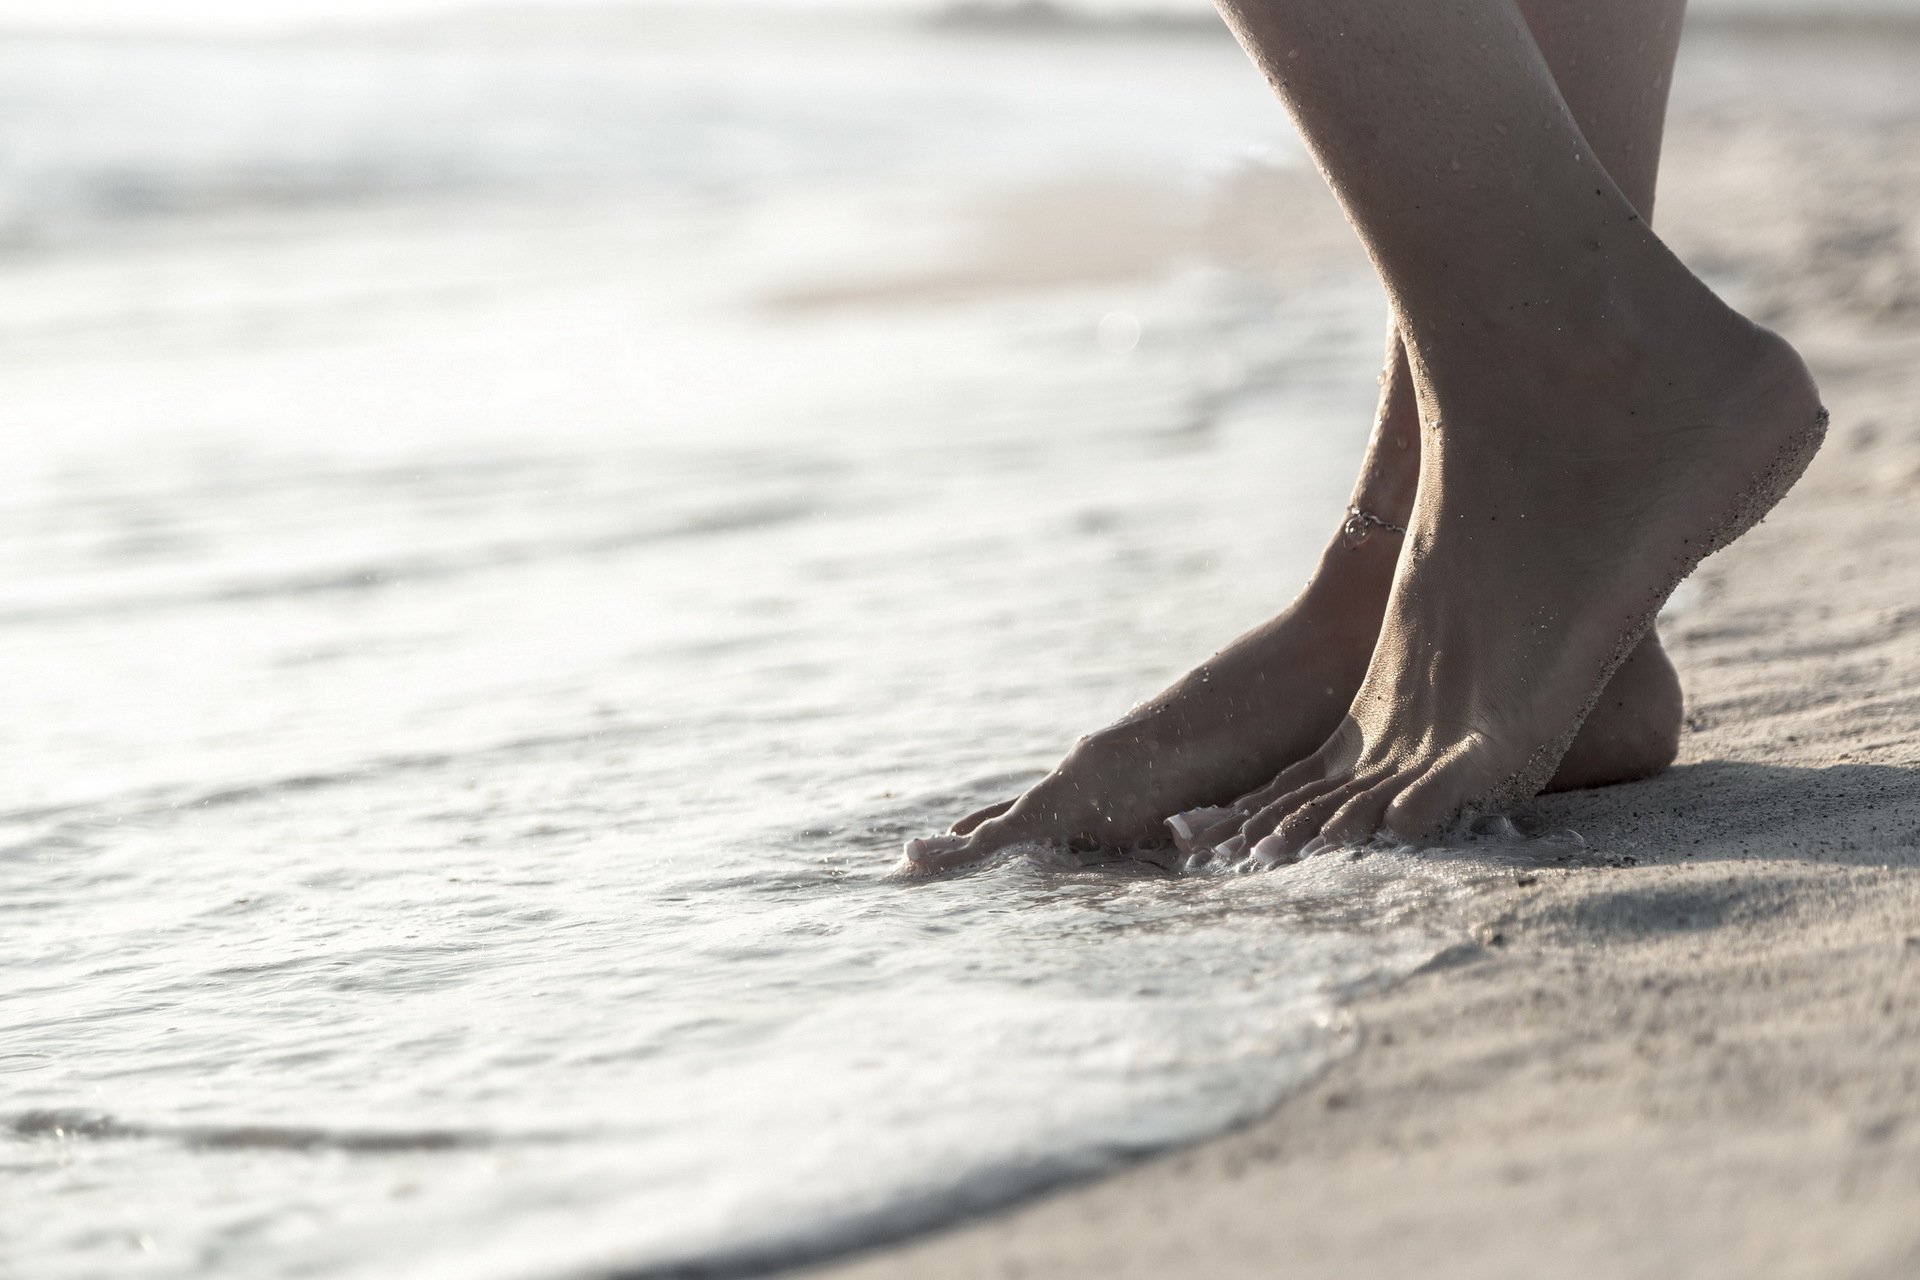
(903, 338, 1691, 876)
(905, 599, 1685, 875)
(1184, 313, 1824, 868)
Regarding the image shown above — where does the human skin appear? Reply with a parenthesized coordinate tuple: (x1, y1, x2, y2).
(1176, 0, 1822, 864)
(906, 0, 1822, 872)
(910, 0, 1706, 868)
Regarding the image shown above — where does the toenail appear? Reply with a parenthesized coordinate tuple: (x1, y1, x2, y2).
(1249, 834, 1291, 866)
(1213, 834, 1246, 859)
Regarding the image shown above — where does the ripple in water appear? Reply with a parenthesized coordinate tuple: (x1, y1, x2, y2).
(6, 763, 1454, 1279)
(0, 14, 1464, 1280)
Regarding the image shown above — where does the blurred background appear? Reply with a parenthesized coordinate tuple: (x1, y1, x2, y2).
(5, 2, 1919, 1278)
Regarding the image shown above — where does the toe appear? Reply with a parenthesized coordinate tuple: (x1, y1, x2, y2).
(1236, 771, 1351, 850)
(1248, 775, 1374, 866)
(1318, 774, 1415, 849)
(1241, 719, 1363, 816)
(903, 790, 1075, 874)
(1248, 753, 1333, 815)
(900, 831, 982, 874)
(1382, 750, 1494, 841)
(1177, 788, 1274, 851)
(1175, 723, 1371, 863)
(951, 799, 1014, 836)
(901, 809, 1031, 874)
(1167, 806, 1241, 855)
(1184, 803, 1254, 851)
(1222, 737, 1339, 821)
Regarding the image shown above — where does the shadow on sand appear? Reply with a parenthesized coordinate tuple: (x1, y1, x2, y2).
(1529, 759, 1920, 870)
(1489, 759, 1920, 944)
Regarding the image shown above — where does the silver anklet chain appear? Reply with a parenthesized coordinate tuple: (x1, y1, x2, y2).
(1342, 505, 1408, 548)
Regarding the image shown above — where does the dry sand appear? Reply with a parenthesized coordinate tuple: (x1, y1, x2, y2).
(800, 19, 1920, 1280)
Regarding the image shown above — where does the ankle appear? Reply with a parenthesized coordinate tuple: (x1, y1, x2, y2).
(1411, 268, 1750, 433)
(1347, 369, 1421, 528)
(1301, 528, 1399, 623)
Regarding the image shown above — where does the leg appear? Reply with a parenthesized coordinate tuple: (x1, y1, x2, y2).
(909, 0, 1698, 871)
(1201, 0, 1821, 862)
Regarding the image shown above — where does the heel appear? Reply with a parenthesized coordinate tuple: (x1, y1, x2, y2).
(1707, 407, 1828, 558)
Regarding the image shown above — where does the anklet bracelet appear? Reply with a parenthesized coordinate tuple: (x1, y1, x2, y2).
(1342, 505, 1408, 548)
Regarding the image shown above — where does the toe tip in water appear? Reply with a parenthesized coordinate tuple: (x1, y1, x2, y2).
(1166, 806, 1238, 856)
(897, 832, 972, 876)
(1248, 834, 1296, 869)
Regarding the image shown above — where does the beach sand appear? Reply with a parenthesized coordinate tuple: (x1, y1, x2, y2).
(802, 19, 1920, 1280)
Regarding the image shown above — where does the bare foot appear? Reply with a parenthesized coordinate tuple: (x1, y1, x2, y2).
(906, 336, 1687, 873)
(1189, 298, 1823, 868)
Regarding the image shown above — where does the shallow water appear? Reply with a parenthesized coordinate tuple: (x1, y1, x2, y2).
(0, 13, 1484, 1279)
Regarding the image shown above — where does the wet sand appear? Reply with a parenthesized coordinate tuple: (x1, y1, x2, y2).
(802, 19, 1920, 1280)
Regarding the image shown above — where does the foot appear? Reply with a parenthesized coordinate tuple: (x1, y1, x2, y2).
(1188, 303, 1822, 868)
(904, 334, 1690, 874)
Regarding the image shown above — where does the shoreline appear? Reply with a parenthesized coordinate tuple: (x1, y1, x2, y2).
(804, 329, 1920, 1280)
(798, 25, 1920, 1280)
